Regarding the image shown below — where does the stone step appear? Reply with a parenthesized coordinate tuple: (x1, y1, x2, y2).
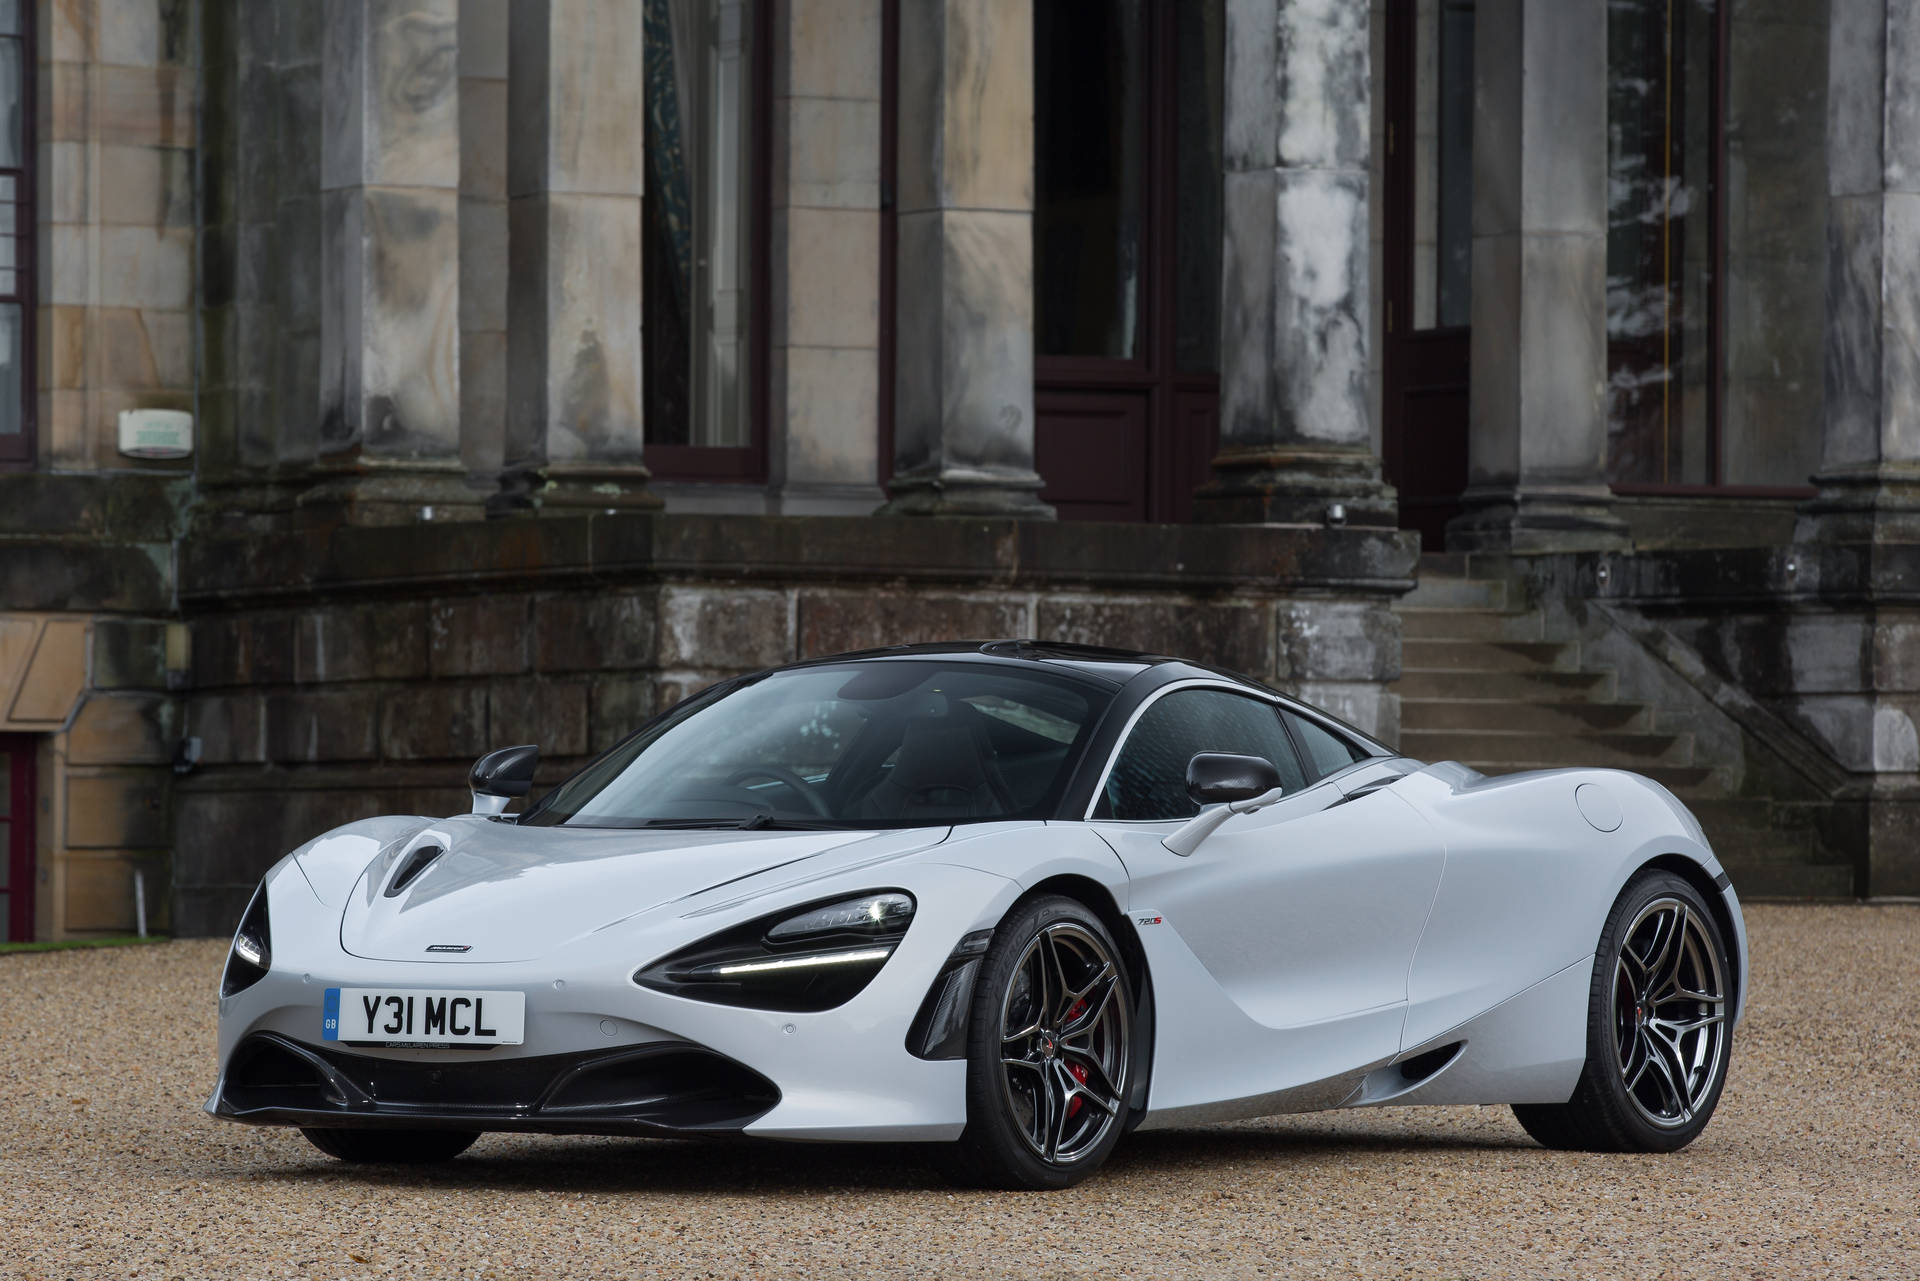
(1398, 608, 1544, 642)
(1401, 576, 1509, 610)
(1401, 729, 1694, 770)
(1399, 698, 1653, 734)
(1392, 668, 1618, 701)
(1721, 861, 1857, 900)
(1705, 825, 1822, 866)
(1401, 638, 1578, 673)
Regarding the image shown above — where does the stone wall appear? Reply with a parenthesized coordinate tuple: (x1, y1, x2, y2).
(170, 512, 1416, 935)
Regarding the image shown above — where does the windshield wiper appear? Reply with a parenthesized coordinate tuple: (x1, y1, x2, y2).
(635, 815, 850, 831)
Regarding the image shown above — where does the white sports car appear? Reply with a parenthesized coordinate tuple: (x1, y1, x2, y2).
(208, 642, 1746, 1188)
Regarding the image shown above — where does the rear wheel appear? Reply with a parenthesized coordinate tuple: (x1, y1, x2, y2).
(300, 1127, 479, 1164)
(1514, 870, 1733, 1152)
(934, 895, 1134, 1189)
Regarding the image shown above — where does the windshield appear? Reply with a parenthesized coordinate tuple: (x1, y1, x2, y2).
(521, 661, 1113, 829)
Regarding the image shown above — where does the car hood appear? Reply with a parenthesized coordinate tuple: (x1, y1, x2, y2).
(338, 819, 950, 963)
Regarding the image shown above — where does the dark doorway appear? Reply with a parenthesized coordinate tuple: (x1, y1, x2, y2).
(1032, 0, 1221, 523)
(1382, 0, 1474, 550)
(1, 735, 35, 942)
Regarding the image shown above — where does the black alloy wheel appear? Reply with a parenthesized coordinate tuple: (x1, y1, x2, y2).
(935, 894, 1134, 1189)
(1513, 869, 1733, 1153)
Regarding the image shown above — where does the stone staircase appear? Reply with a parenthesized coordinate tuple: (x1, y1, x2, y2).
(1392, 566, 1854, 898)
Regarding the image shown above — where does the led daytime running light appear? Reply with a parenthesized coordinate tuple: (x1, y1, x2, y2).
(233, 933, 267, 968)
(707, 947, 893, 977)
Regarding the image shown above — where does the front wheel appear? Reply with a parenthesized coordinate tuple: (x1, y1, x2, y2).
(300, 1127, 479, 1164)
(1513, 869, 1733, 1152)
(934, 895, 1135, 1189)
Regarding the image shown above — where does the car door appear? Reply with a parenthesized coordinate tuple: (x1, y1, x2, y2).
(1088, 685, 1446, 1122)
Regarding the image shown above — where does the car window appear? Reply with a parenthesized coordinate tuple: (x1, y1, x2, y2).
(522, 661, 1111, 828)
(1101, 689, 1308, 821)
(1283, 710, 1369, 780)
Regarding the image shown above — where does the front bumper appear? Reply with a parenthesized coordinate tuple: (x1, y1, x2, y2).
(210, 1032, 778, 1136)
(210, 859, 1021, 1143)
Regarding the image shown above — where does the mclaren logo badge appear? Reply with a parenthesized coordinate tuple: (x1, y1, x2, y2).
(425, 944, 473, 953)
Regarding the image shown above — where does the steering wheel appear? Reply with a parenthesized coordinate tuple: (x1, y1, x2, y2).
(725, 766, 834, 818)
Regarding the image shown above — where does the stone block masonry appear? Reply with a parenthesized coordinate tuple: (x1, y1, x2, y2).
(169, 511, 1416, 934)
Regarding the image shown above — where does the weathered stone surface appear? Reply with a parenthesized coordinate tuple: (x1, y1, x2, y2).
(381, 685, 489, 759)
(489, 679, 588, 757)
(887, 0, 1049, 517)
(501, 0, 650, 488)
(319, 186, 462, 458)
(1199, 0, 1388, 527)
(798, 590, 1029, 657)
(1450, 0, 1626, 553)
(185, 693, 266, 765)
(191, 613, 297, 689)
(657, 587, 790, 670)
(266, 690, 380, 762)
(91, 619, 171, 690)
(67, 694, 179, 766)
(67, 772, 172, 848)
(889, 209, 1049, 514)
(1275, 600, 1402, 684)
(296, 603, 430, 684)
(505, 193, 644, 465)
(534, 592, 657, 673)
(589, 675, 656, 752)
(1037, 595, 1276, 679)
(428, 596, 532, 677)
(321, 0, 459, 190)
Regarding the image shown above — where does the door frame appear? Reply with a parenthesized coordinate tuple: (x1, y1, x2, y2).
(2, 734, 36, 943)
(1380, 0, 1472, 550)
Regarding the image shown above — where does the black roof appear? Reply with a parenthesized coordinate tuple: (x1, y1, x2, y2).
(785, 639, 1182, 687)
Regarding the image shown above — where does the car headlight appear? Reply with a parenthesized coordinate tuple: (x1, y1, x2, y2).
(635, 891, 915, 1012)
(221, 884, 272, 997)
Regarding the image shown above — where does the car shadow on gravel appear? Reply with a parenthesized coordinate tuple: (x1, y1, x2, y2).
(224, 1123, 1530, 1195)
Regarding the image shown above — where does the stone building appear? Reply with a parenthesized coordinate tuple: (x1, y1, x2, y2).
(0, 0, 1914, 940)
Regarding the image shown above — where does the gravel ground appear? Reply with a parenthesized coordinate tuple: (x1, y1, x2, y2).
(2, 904, 1915, 1280)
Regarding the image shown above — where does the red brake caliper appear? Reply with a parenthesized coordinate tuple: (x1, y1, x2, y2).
(1063, 1000, 1089, 1118)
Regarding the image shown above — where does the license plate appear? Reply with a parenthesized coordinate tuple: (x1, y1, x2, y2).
(323, 988, 526, 1046)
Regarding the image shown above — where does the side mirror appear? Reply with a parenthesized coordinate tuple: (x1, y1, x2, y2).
(1164, 753, 1288, 857)
(470, 744, 539, 816)
(1186, 752, 1283, 806)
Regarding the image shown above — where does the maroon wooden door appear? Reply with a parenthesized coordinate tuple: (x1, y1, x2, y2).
(1, 735, 35, 942)
(1032, 0, 1221, 523)
(1382, 0, 1474, 550)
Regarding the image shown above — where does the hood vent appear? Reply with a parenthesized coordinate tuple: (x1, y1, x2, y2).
(384, 844, 446, 897)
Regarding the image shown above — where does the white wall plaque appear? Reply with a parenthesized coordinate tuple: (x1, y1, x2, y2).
(117, 409, 194, 459)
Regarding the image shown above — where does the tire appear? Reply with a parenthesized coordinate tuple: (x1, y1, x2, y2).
(300, 1127, 480, 1164)
(933, 894, 1135, 1189)
(1513, 869, 1734, 1153)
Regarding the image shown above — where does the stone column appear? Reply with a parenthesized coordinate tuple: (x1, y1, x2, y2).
(1796, 0, 1920, 544)
(881, 0, 1052, 518)
(767, 0, 887, 516)
(1194, 0, 1390, 527)
(319, 0, 465, 508)
(497, 0, 657, 513)
(1445, 0, 1628, 551)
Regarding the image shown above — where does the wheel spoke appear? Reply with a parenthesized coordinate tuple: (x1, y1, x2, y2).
(1038, 931, 1066, 1022)
(1002, 1056, 1044, 1075)
(1040, 1063, 1064, 1161)
(1060, 968, 1118, 1038)
(1645, 904, 1689, 998)
(1061, 1046, 1124, 1113)
(1653, 1011, 1725, 1037)
(1641, 1028, 1694, 1122)
(1001, 1017, 1043, 1049)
